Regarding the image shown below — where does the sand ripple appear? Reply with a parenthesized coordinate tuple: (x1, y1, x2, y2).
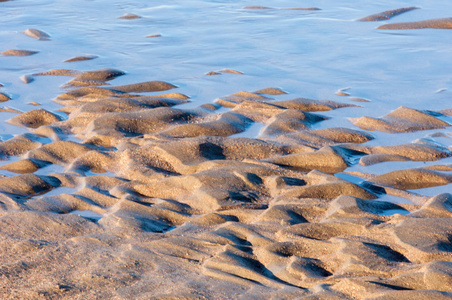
(0, 70, 451, 299)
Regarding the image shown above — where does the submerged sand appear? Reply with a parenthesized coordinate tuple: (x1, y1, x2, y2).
(0, 3, 452, 300)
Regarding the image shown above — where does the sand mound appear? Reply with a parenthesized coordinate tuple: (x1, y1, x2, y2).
(119, 13, 141, 19)
(27, 141, 93, 165)
(87, 107, 200, 139)
(326, 195, 409, 217)
(378, 17, 452, 30)
(393, 217, 452, 262)
(73, 97, 187, 114)
(347, 142, 452, 167)
(278, 127, 374, 148)
(260, 109, 326, 136)
(254, 87, 287, 95)
(231, 101, 286, 122)
(110, 81, 177, 93)
(23, 28, 50, 40)
(56, 86, 122, 101)
(350, 106, 450, 133)
(215, 91, 269, 108)
(64, 55, 98, 63)
(34, 69, 82, 77)
(0, 158, 46, 174)
(244, 6, 271, 9)
(412, 193, 452, 218)
(162, 112, 252, 138)
(149, 136, 294, 174)
(366, 168, 452, 190)
(273, 97, 357, 111)
(0, 134, 42, 158)
(359, 154, 410, 166)
(358, 7, 419, 21)
(66, 68, 125, 87)
(265, 146, 364, 173)
(1, 49, 38, 56)
(7, 109, 62, 128)
(0, 174, 60, 197)
(0, 92, 11, 102)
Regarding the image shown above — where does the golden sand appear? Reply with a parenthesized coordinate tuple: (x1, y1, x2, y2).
(0, 68, 451, 299)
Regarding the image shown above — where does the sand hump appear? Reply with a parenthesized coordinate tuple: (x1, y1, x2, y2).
(350, 106, 450, 133)
(1, 49, 38, 56)
(0, 92, 11, 102)
(66, 68, 126, 87)
(358, 7, 419, 22)
(7, 109, 62, 129)
(22, 28, 50, 40)
(110, 81, 177, 93)
(378, 17, 452, 30)
(64, 55, 98, 63)
(1, 71, 452, 299)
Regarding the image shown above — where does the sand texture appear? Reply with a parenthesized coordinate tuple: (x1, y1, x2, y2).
(0, 69, 450, 299)
(0, 2, 452, 299)
(357, 7, 419, 22)
(1, 50, 38, 56)
(0, 92, 11, 102)
(378, 18, 452, 30)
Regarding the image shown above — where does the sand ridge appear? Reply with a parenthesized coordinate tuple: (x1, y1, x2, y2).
(357, 7, 419, 22)
(0, 67, 450, 299)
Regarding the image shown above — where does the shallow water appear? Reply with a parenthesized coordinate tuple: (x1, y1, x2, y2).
(1, 0, 452, 197)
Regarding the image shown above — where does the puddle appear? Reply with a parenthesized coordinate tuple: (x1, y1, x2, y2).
(408, 183, 452, 197)
(84, 170, 117, 177)
(376, 193, 415, 205)
(232, 121, 266, 139)
(377, 208, 410, 216)
(28, 186, 79, 199)
(345, 156, 452, 176)
(335, 172, 364, 185)
(335, 172, 415, 204)
(34, 163, 66, 176)
(69, 210, 103, 221)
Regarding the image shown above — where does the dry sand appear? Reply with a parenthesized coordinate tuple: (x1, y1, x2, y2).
(0, 4, 452, 300)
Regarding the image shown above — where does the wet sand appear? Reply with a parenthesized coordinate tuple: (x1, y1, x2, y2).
(1, 71, 451, 299)
(0, 2, 452, 300)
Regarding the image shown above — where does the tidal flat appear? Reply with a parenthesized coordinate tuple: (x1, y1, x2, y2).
(0, 1, 452, 299)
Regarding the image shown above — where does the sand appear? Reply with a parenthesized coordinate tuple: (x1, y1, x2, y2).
(357, 7, 419, 22)
(377, 18, 452, 30)
(0, 2, 451, 300)
(0, 73, 451, 299)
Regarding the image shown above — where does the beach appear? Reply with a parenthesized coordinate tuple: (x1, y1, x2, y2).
(0, 1, 452, 299)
